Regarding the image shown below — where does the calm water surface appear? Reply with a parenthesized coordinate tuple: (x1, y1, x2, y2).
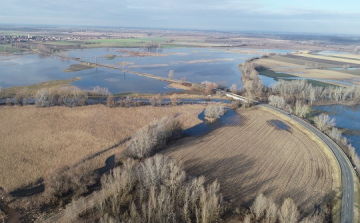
(313, 104, 360, 153)
(0, 47, 291, 94)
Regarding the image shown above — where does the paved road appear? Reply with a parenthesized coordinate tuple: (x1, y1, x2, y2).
(260, 104, 354, 223)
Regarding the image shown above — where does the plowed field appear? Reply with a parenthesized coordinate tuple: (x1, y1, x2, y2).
(164, 107, 340, 213)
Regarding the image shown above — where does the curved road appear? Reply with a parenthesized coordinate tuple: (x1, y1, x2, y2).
(260, 104, 354, 223)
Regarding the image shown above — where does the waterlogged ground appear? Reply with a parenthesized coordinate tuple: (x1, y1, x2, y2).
(314, 104, 360, 153)
(0, 48, 291, 94)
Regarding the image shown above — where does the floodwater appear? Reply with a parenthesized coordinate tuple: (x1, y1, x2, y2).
(183, 108, 242, 137)
(0, 47, 291, 94)
(313, 104, 360, 154)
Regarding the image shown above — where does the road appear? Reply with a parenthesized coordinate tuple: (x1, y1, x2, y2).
(260, 104, 354, 223)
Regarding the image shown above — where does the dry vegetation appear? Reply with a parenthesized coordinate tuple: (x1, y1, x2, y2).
(163, 107, 340, 216)
(0, 104, 204, 191)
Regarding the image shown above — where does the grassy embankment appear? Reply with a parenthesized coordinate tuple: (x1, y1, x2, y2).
(0, 78, 81, 98)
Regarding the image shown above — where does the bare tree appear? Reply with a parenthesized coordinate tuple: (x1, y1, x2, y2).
(278, 198, 299, 223)
(265, 198, 278, 223)
(205, 104, 225, 121)
(295, 100, 310, 118)
(250, 193, 267, 219)
(106, 94, 116, 108)
(268, 95, 286, 109)
(314, 114, 335, 131)
(155, 94, 162, 106)
(168, 70, 174, 79)
(6, 98, 12, 106)
(92, 86, 110, 96)
(170, 94, 178, 106)
(125, 96, 132, 108)
(230, 84, 238, 93)
(329, 127, 342, 142)
(149, 96, 156, 106)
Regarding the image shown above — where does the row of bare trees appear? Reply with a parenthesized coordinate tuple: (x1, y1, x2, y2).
(271, 79, 360, 105)
(94, 155, 223, 223)
(244, 194, 323, 223)
(107, 94, 179, 108)
(315, 114, 360, 176)
(57, 118, 223, 222)
(35, 86, 88, 107)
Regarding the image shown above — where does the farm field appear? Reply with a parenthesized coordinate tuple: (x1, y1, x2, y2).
(255, 53, 360, 86)
(163, 107, 341, 215)
(0, 104, 204, 192)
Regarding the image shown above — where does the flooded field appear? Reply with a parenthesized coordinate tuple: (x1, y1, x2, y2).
(0, 47, 291, 94)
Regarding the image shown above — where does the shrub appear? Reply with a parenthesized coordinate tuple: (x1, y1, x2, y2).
(125, 117, 182, 159)
(205, 104, 225, 121)
(155, 94, 162, 106)
(5, 98, 12, 106)
(106, 94, 116, 108)
(43, 164, 96, 202)
(14, 88, 28, 106)
(58, 87, 88, 107)
(149, 96, 156, 106)
(170, 93, 178, 106)
(95, 155, 223, 223)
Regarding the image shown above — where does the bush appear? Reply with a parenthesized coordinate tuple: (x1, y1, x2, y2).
(170, 93, 178, 106)
(43, 164, 96, 202)
(125, 117, 182, 159)
(14, 88, 28, 106)
(94, 155, 223, 223)
(205, 104, 225, 121)
(35, 87, 88, 107)
(106, 94, 116, 108)
(5, 98, 12, 106)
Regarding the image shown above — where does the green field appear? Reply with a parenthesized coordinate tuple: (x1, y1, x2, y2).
(36, 37, 168, 48)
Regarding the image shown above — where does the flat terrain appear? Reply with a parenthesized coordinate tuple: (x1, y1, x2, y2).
(0, 104, 204, 191)
(255, 53, 360, 86)
(163, 107, 340, 214)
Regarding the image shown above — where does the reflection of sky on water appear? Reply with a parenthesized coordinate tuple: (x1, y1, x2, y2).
(0, 47, 291, 94)
(314, 104, 360, 153)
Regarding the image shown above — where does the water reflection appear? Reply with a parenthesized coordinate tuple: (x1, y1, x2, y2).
(183, 109, 242, 137)
(314, 104, 360, 153)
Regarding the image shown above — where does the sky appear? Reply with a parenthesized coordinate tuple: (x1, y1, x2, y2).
(1, 0, 360, 35)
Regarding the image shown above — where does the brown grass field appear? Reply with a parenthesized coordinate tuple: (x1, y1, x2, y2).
(163, 107, 341, 215)
(0, 104, 204, 192)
